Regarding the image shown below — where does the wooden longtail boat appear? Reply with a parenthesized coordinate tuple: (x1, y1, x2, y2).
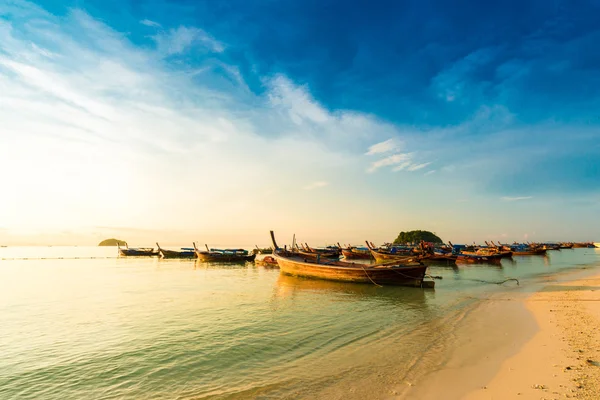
(365, 241, 415, 263)
(421, 253, 457, 264)
(193, 243, 256, 262)
(296, 244, 339, 259)
(511, 248, 547, 256)
(301, 243, 341, 258)
(461, 248, 513, 258)
(572, 242, 594, 248)
(341, 248, 373, 260)
(253, 246, 273, 255)
(339, 243, 372, 260)
(117, 243, 158, 257)
(271, 232, 432, 287)
(156, 243, 196, 259)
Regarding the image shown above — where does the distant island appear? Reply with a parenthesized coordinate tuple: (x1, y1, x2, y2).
(98, 238, 127, 246)
(393, 230, 443, 244)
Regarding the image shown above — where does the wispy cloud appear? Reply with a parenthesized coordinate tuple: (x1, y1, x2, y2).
(424, 170, 436, 175)
(369, 150, 433, 173)
(391, 161, 412, 172)
(407, 162, 432, 171)
(268, 75, 329, 125)
(0, 3, 401, 237)
(140, 19, 161, 28)
(500, 196, 533, 201)
(365, 138, 401, 155)
(303, 181, 329, 190)
(153, 26, 224, 55)
(368, 153, 411, 173)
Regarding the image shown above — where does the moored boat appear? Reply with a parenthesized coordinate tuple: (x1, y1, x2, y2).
(421, 252, 458, 264)
(271, 232, 432, 287)
(455, 253, 503, 264)
(296, 244, 340, 259)
(572, 242, 594, 248)
(365, 241, 416, 263)
(253, 246, 273, 255)
(193, 243, 256, 262)
(510, 245, 547, 256)
(117, 243, 158, 257)
(156, 243, 196, 259)
(340, 244, 373, 260)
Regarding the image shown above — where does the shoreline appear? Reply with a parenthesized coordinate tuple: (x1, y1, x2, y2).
(397, 267, 600, 400)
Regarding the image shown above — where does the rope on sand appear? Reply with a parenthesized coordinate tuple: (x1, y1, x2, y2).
(465, 278, 520, 286)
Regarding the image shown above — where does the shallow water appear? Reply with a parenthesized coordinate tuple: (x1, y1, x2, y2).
(1, 247, 599, 399)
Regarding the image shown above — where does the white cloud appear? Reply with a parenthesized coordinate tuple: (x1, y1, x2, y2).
(368, 153, 411, 173)
(407, 162, 432, 171)
(0, 3, 405, 243)
(424, 170, 436, 175)
(500, 196, 533, 201)
(140, 19, 161, 28)
(153, 26, 224, 55)
(368, 152, 432, 174)
(268, 75, 329, 125)
(303, 181, 329, 190)
(365, 138, 401, 155)
(391, 161, 413, 172)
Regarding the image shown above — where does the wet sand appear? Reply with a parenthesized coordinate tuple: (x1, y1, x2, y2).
(399, 272, 600, 400)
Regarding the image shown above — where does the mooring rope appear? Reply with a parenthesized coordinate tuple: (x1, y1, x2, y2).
(359, 264, 383, 287)
(463, 278, 520, 285)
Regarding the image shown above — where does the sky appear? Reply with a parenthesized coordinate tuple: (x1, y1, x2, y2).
(0, 0, 599, 246)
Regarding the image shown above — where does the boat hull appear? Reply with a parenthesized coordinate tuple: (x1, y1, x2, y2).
(274, 254, 428, 287)
(118, 249, 158, 257)
(159, 249, 196, 259)
(421, 254, 457, 264)
(196, 252, 256, 262)
(341, 249, 372, 260)
(369, 250, 415, 263)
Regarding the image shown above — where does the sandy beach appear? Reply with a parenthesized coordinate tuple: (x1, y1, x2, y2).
(400, 270, 600, 400)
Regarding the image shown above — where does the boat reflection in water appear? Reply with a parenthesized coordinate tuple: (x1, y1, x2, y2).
(272, 273, 432, 309)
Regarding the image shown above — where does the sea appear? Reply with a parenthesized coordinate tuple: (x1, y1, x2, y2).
(1, 246, 599, 399)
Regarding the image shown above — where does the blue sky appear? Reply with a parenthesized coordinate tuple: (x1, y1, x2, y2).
(0, 0, 599, 245)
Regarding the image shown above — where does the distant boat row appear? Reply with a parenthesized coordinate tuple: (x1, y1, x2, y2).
(117, 243, 257, 262)
(115, 237, 598, 289)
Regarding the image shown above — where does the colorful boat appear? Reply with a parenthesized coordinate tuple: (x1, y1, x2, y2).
(510, 245, 547, 256)
(365, 241, 416, 263)
(271, 232, 432, 287)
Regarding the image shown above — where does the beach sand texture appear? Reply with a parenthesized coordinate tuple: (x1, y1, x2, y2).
(402, 273, 600, 400)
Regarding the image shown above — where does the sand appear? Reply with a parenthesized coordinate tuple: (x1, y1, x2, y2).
(399, 272, 600, 400)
